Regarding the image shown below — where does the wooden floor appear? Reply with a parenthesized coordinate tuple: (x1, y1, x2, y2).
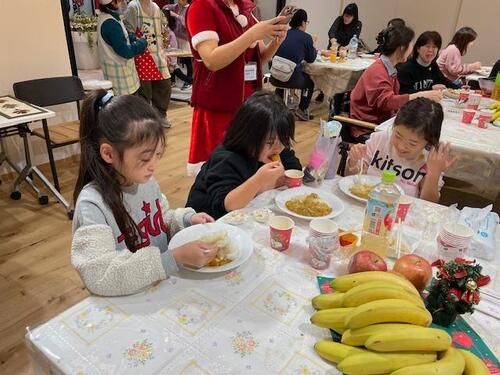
(0, 99, 326, 374)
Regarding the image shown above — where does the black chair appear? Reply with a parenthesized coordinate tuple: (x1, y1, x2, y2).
(13, 76, 85, 192)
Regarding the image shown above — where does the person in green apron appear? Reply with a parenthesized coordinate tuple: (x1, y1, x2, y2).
(97, 0, 147, 96)
(124, 0, 173, 127)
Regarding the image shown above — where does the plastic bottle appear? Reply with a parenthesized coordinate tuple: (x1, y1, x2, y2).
(492, 72, 500, 101)
(347, 34, 359, 59)
(361, 170, 401, 258)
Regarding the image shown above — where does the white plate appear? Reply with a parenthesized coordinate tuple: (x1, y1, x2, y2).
(359, 53, 375, 59)
(169, 223, 253, 273)
(338, 175, 381, 203)
(275, 186, 344, 220)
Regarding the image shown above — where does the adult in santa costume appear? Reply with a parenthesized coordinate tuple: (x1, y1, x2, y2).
(185, 0, 288, 175)
(97, 0, 147, 96)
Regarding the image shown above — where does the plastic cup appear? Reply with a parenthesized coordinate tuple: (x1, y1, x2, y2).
(285, 169, 304, 188)
(396, 195, 412, 222)
(461, 109, 476, 124)
(466, 93, 481, 110)
(269, 216, 294, 251)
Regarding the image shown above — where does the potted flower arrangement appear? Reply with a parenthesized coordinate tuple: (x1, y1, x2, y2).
(70, 12, 99, 70)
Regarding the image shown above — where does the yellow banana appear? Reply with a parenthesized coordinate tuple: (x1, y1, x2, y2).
(330, 271, 419, 296)
(391, 347, 464, 375)
(492, 110, 500, 121)
(365, 326, 451, 352)
(312, 292, 344, 310)
(459, 349, 490, 375)
(314, 341, 366, 364)
(489, 101, 500, 110)
(337, 351, 436, 374)
(342, 324, 431, 347)
(342, 285, 424, 308)
(345, 299, 432, 329)
(310, 307, 354, 329)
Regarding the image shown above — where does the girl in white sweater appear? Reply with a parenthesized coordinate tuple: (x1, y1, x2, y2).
(71, 91, 216, 296)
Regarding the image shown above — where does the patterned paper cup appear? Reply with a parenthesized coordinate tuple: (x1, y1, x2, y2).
(396, 195, 412, 222)
(285, 169, 304, 188)
(477, 109, 494, 129)
(437, 223, 474, 258)
(466, 93, 481, 110)
(269, 216, 294, 251)
(461, 109, 476, 124)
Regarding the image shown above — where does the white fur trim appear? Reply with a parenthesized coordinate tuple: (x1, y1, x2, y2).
(191, 30, 219, 50)
(236, 14, 248, 27)
(99, 0, 112, 4)
(187, 162, 205, 176)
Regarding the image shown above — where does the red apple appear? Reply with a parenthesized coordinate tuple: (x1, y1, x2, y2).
(348, 250, 387, 273)
(393, 254, 432, 292)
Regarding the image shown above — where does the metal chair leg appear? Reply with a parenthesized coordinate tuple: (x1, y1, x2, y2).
(41, 120, 61, 192)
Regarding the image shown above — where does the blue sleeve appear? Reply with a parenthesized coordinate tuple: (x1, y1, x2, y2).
(304, 34, 317, 63)
(128, 31, 137, 43)
(101, 19, 147, 59)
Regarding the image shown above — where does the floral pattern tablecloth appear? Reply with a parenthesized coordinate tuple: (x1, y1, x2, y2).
(27, 179, 499, 375)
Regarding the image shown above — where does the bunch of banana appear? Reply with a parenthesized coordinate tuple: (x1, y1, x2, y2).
(310, 271, 488, 375)
(489, 101, 500, 122)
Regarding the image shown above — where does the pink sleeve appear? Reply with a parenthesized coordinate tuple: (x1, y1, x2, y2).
(443, 46, 472, 76)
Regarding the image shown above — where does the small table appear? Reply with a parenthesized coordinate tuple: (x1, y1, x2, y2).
(0, 95, 72, 212)
(304, 57, 375, 98)
(164, 49, 193, 58)
(27, 178, 499, 374)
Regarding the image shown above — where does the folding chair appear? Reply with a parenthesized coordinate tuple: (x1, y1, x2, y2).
(13, 76, 84, 192)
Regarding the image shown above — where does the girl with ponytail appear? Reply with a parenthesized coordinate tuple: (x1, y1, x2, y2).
(72, 91, 216, 296)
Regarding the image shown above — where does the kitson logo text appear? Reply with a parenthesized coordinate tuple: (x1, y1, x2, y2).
(371, 150, 426, 182)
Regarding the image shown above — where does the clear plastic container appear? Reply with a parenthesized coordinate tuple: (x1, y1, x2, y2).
(361, 170, 401, 258)
(347, 34, 359, 59)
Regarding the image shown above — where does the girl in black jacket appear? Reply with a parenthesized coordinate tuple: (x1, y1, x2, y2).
(186, 91, 302, 219)
(328, 3, 362, 48)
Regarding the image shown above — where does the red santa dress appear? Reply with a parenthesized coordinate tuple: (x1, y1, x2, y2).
(186, 0, 262, 175)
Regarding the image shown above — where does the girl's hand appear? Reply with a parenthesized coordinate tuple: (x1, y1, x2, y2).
(170, 11, 179, 18)
(172, 241, 218, 268)
(470, 61, 481, 71)
(426, 142, 458, 175)
(254, 161, 285, 191)
(432, 84, 446, 91)
(347, 144, 367, 167)
(249, 17, 288, 42)
(190, 213, 215, 225)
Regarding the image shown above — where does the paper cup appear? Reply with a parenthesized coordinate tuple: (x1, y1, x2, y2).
(310, 218, 338, 237)
(461, 85, 471, 91)
(477, 109, 494, 129)
(466, 93, 481, 110)
(308, 219, 338, 270)
(461, 109, 476, 124)
(285, 169, 304, 188)
(437, 223, 474, 258)
(458, 90, 470, 105)
(396, 195, 412, 222)
(269, 216, 294, 251)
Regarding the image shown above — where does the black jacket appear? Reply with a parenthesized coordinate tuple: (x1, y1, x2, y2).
(397, 56, 458, 94)
(186, 145, 301, 219)
(328, 17, 362, 48)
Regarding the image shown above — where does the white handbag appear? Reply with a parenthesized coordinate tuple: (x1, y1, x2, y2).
(270, 55, 297, 82)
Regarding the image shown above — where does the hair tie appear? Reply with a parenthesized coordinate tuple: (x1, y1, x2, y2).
(100, 92, 114, 107)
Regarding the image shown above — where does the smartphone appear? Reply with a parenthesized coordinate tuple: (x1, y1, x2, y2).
(277, 5, 298, 24)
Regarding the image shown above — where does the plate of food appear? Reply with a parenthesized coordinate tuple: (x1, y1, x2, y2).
(275, 187, 344, 220)
(169, 223, 253, 273)
(338, 174, 380, 203)
(442, 88, 460, 99)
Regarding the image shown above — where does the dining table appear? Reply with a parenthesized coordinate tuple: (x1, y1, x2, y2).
(376, 97, 500, 201)
(26, 177, 499, 374)
(304, 56, 375, 99)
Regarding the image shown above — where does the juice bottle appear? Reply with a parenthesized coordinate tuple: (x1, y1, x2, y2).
(329, 48, 337, 63)
(361, 170, 401, 258)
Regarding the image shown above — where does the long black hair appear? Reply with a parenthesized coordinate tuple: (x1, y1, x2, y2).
(394, 97, 443, 148)
(289, 9, 307, 28)
(74, 91, 165, 251)
(376, 25, 415, 56)
(449, 27, 477, 55)
(412, 31, 442, 59)
(342, 3, 359, 24)
(223, 91, 295, 160)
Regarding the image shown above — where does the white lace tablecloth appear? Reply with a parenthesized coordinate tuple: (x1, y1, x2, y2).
(377, 98, 500, 199)
(304, 57, 374, 98)
(27, 179, 499, 374)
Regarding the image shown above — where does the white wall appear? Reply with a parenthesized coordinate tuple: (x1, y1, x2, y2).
(284, 0, 498, 65)
(0, 0, 76, 175)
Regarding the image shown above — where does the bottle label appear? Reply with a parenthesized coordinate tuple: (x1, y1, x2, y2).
(365, 198, 395, 236)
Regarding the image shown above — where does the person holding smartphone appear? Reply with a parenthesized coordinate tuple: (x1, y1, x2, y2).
(185, 0, 288, 175)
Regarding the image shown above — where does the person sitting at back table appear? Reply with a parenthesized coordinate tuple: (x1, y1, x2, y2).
(327, 3, 362, 48)
(349, 25, 441, 141)
(489, 59, 500, 79)
(270, 9, 317, 121)
(436, 27, 481, 85)
(398, 31, 459, 94)
(371, 18, 405, 54)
